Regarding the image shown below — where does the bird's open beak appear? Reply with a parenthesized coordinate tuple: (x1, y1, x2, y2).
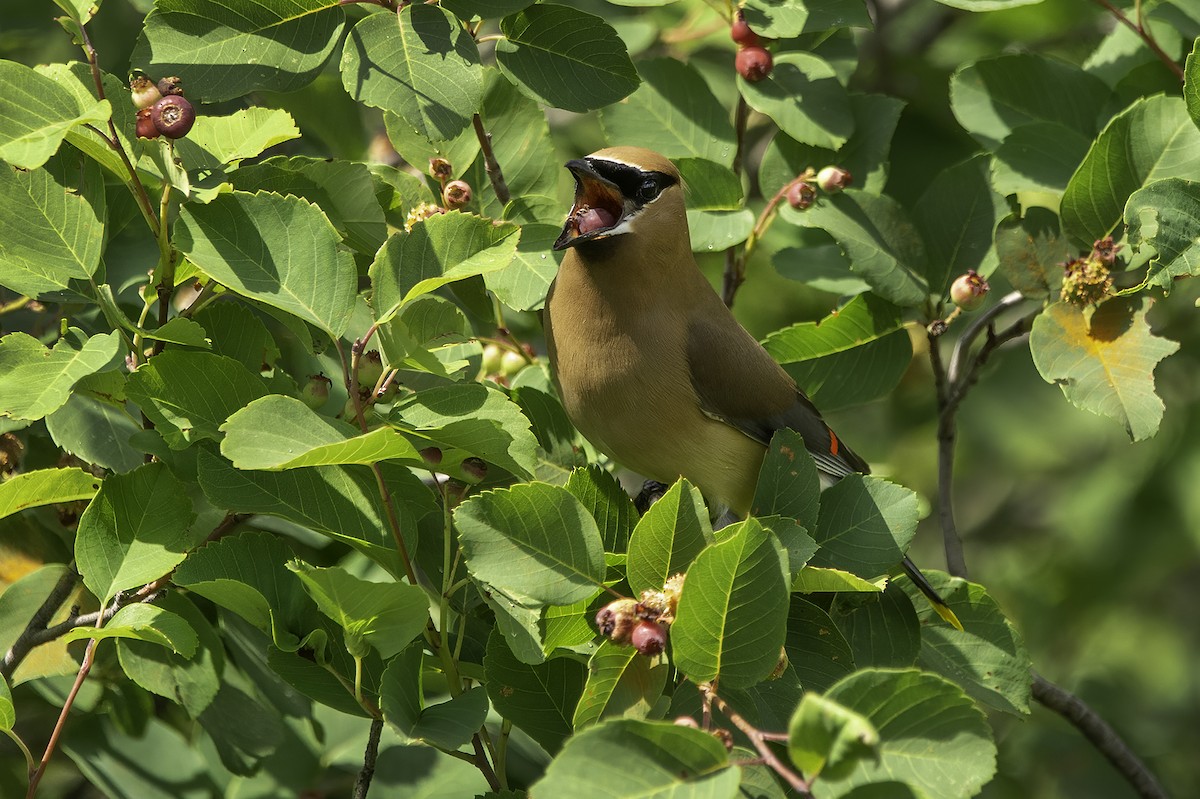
(553, 159, 627, 251)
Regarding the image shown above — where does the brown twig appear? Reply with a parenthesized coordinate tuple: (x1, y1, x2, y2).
(722, 96, 751, 307)
(703, 685, 812, 797)
(1089, 0, 1184, 81)
(1032, 673, 1168, 799)
(351, 718, 385, 799)
(472, 114, 511, 206)
(0, 567, 79, 680)
(471, 732, 502, 792)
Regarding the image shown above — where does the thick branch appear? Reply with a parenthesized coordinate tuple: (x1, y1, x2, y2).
(0, 567, 79, 680)
(472, 114, 511, 206)
(1032, 673, 1168, 799)
(351, 718, 384, 799)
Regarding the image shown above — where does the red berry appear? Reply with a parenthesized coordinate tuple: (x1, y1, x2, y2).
(151, 95, 195, 139)
(595, 599, 638, 645)
(135, 108, 160, 140)
(816, 166, 852, 193)
(736, 46, 773, 82)
(731, 17, 760, 47)
(631, 620, 667, 656)
(950, 270, 990, 311)
(786, 181, 816, 210)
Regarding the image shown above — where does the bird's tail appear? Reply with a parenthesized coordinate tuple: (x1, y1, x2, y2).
(901, 556, 963, 632)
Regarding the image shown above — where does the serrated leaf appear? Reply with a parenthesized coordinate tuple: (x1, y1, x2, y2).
(455, 482, 605, 606)
(1187, 38, 1200, 128)
(788, 191, 929, 307)
(532, 718, 737, 797)
(751, 429, 821, 530)
(141, 318, 210, 349)
(601, 58, 735, 165)
(496, 5, 639, 113)
(812, 476, 920, 578)
(671, 518, 789, 689)
(815, 669, 995, 799)
(950, 54, 1110, 148)
(174, 108, 300, 172)
(382, 644, 489, 749)
(792, 567, 885, 593)
(1030, 298, 1178, 441)
(125, 351, 269, 450)
(572, 641, 668, 729)
(565, 466, 637, 554)
(0, 59, 110, 169)
(739, 53, 853, 150)
(914, 154, 1006, 294)
(288, 563, 427, 659)
(742, 0, 871, 37)
(835, 583, 920, 668)
(677, 158, 743, 210)
(1061, 95, 1200, 244)
(221, 395, 423, 469)
(0, 467, 101, 521)
(191, 302, 281, 375)
(370, 211, 520, 316)
(0, 329, 118, 421)
(75, 463, 199, 603)
(61, 604, 198, 657)
(485, 631, 586, 753)
(897, 571, 1032, 715)
(134, 0, 345, 102)
(175, 190, 358, 337)
(341, 5, 483, 142)
(991, 122, 1091, 197)
(762, 293, 911, 410)
(786, 596, 855, 692)
(0, 156, 105, 299)
(626, 479, 712, 596)
(687, 208, 754, 253)
(1124, 177, 1200, 289)
(788, 693, 880, 781)
(442, 0, 534, 19)
(994, 207, 1070, 299)
(33, 63, 138, 184)
(486, 223, 562, 312)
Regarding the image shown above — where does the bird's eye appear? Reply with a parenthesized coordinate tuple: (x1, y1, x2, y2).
(636, 177, 661, 203)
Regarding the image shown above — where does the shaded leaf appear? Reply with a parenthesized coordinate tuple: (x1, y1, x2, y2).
(913, 154, 1006, 294)
(626, 479, 712, 596)
(812, 476, 921, 578)
(742, 0, 871, 37)
(382, 644, 489, 749)
(289, 564, 427, 659)
(1124, 177, 1200, 289)
(566, 466, 637, 554)
(485, 631, 586, 754)
(739, 53, 853, 150)
(786, 596, 855, 692)
(834, 583, 920, 668)
(994, 208, 1070, 299)
(573, 641, 668, 729)
(991, 122, 1091, 197)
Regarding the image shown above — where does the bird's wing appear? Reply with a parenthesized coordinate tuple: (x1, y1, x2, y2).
(685, 316, 870, 479)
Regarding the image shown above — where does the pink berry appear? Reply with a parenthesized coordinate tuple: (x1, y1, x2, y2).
(578, 207, 616, 235)
(631, 620, 667, 656)
(736, 46, 773, 82)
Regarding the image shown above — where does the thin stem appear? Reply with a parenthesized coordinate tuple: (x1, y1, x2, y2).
(495, 719, 512, 789)
(1, 567, 78, 681)
(1089, 0, 1184, 80)
(722, 95, 751, 308)
(703, 685, 812, 796)
(354, 655, 364, 704)
(471, 732, 502, 792)
(4, 728, 35, 777)
(472, 114, 511, 205)
(1032, 673, 1168, 799)
(351, 718, 385, 799)
(150, 176, 177, 357)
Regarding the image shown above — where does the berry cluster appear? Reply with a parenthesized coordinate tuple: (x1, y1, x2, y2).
(731, 12, 773, 82)
(130, 74, 196, 139)
(783, 166, 853, 211)
(1060, 237, 1119, 306)
(595, 574, 685, 657)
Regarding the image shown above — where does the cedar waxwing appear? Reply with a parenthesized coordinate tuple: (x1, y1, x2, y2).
(544, 146, 957, 626)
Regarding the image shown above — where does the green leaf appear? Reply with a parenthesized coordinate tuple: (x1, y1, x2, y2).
(75, 463, 199, 603)
(1062, 95, 1200, 244)
(61, 604, 198, 657)
(1030, 298, 1179, 441)
(677, 158, 744, 210)
(835, 584, 920, 668)
(141, 318, 211, 349)
(35, 62, 137, 185)
(0, 157, 105, 299)
(0, 673, 13, 731)
(388, 383, 538, 480)
(221, 395, 423, 470)
(496, 5, 640, 113)
(175, 190, 358, 338)
(573, 641, 669, 729)
(0, 59, 110, 169)
(991, 122, 1092, 196)
(815, 669, 995, 799)
(565, 466, 637, 554)
(994, 207, 1071, 299)
(788, 693, 880, 781)
(762, 293, 912, 410)
(134, 0, 345, 102)
(173, 107, 300, 173)
(812, 476, 920, 578)
(898, 571, 1032, 715)
(341, 5, 484, 142)
(532, 718, 737, 797)
(687, 209, 755, 253)
(442, 0, 535, 19)
(486, 224, 562, 312)
(455, 482, 605, 606)
(793, 567, 885, 593)
(949, 54, 1110, 148)
(191, 302, 281, 375)
(0, 565, 79, 685)
(53, 0, 101, 24)
(1187, 37, 1200, 129)
(751, 429, 821, 530)
(742, 0, 871, 37)
(601, 58, 736, 166)
(197, 449, 434, 575)
(126, 351, 269, 450)
(786, 596, 855, 692)
(288, 563, 427, 659)
(1124, 177, 1200, 289)
(760, 94, 906, 197)
(485, 631, 586, 754)
(0, 467, 101, 522)
(370, 211, 520, 316)
(789, 191, 930, 307)
(626, 479, 712, 596)
(173, 531, 320, 651)
(382, 644, 489, 749)
(913, 154, 1006, 295)
(0, 329, 118, 421)
(739, 53, 853, 150)
(671, 518, 789, 689)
